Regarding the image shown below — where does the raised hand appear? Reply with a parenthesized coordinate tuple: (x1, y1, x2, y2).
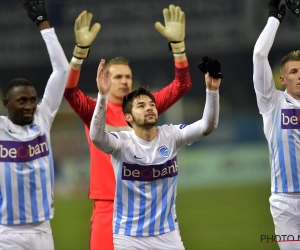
(73, 11, 101, 59)
(198, 56, 223, 80)
(96, 59, 111, 96)
(268, 0, 286, 22)
(286, 0, 300, 17)
(205, 73, 221, 92)
(23, 0, 48, 24)
(154, 4, 185, 54)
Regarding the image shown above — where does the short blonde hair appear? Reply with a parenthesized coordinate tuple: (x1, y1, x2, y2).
(105, 57, 130, 69)
(280, 50, 300, 73)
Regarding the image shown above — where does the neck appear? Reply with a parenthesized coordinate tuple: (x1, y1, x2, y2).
(286, 88, 300, 100)
(108, 93, 123, 105)
(133, 126, 157, 142)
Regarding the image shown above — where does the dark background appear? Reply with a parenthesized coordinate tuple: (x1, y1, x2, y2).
(1, 0, 298, 118)
(0, 1, 296, 249)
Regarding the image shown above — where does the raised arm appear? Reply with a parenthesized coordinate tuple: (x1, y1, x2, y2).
(181, 65, 221, 145)
(187, 57, 221, 139)
(90, 60, 118, 153)
(64, 11, 101, 125)
(253, 0, 285, 114)
(23, 0, 70, 114)
(153, 4, 191, 115)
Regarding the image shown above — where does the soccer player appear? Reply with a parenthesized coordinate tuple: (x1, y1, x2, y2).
(0, 0, 70, 249)
(64, 5, 192, 250)
(89, 58, 221, 250)
(253, 0, 300, 249)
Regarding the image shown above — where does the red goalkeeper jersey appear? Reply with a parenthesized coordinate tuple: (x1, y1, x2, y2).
(64, 60, 191, 200)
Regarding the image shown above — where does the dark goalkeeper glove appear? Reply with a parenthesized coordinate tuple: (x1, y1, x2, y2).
(23, 0, 48, 25)
(198, 56, 223, 79)
(268, 0, 286, 22)
(286, 0, 300, 17)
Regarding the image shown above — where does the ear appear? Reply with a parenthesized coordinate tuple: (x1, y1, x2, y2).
(125, 113, 133, 124)
(3, 98, 8, 108)
(279, 75, 286, 87)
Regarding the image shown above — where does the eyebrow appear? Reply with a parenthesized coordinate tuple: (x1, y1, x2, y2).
(288, 67, 298, 72)
(113, 73, 132, 77)
(134, 100, 154, 105)
(16, 95, 37, 99)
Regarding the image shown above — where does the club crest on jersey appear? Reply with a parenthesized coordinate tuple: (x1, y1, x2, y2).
(179, 124, 187, 129)
(158, 145, 169, 158)
(29, 124, 39, 132)
(281, 109, 300, 129)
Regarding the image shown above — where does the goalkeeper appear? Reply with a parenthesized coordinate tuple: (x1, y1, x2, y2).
(64, 5, 191, 250)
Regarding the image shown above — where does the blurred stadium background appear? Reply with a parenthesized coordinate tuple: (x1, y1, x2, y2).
(2, 0, 299, 249)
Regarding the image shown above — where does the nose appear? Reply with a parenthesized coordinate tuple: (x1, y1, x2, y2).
(121, 77, 128, 85)
(146, 105, 153, 111)
(24, 102, 35, 110)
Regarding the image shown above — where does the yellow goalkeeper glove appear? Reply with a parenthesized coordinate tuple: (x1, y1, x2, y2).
(154, 4, 185, 54)
(73, 10, 101, 59)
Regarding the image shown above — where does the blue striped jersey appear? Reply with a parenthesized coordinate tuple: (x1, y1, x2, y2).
(0, 105, 54, 225)
(0, 28, 70, 225)
(90, 92, 219, 236)
(253, 17, 300, 193)
(110, 124, 187, 236)
(262, 92, 300, 193)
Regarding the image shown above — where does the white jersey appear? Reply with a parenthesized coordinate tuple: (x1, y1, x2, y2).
(253, 17, 300, 193)
(0, 28, 70, 225)
(90, 90, 219, 236)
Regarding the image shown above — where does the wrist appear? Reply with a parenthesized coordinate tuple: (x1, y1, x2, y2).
(98, 92, 108, 99)
(173, 53, 186, 58)
(169, 41, 185, 54)
(73, 45, 90, 59)
(206, 88, 219, 93)
(37, 20, 50, 30)
(71, 57, 84, 70)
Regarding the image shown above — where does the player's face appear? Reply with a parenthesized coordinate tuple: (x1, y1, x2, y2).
(108, 64, 132, 104)
(280, 60, 300, 99)
(3, 86, 37, 126)
(130, 95, 158, 128)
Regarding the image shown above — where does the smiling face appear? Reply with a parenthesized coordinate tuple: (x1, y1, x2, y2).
(3, 85, 37, 126)
(280, 60, 300, 100)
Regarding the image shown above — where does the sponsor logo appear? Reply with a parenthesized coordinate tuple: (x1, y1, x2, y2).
(158, 145, 169, 158)
(110, 132, 118, 138)
(281, 109, 300, 129)
(0, 135, 49, 162)
(122, 156, 178, 181)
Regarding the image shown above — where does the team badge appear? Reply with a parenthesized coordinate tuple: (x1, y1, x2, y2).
(158, 145, 169, 158)
(179, 124, 187, 129)
(29, 124, 39, 132)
